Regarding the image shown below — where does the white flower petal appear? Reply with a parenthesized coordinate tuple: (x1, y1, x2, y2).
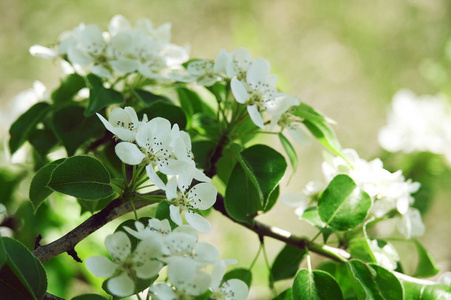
(169, 204, 183, 225)
(29, 45, 57, 59)
(211, 260, 227, 292)
(115, 142, 145, 165)
(194, 242, 220, 264)
(231, 78, 249, 104)
(105, 231, 131, 261)
(246, 58, 270, 86)
(188, 183, 217, 210)
(247, 105, 264, 129)
(90, 65, 111, 78)
(86, 256, 117, 277)
(150, 282, 176, 300)
(221, 279, 249, 300)
(287, 125, 312, 146)
(135, 260, 163, 279)
(110, 59, 140, 73)
(146, 165, 166, 190)
(185, 211, 212, 233)
(107, 272, 135, 297)
(281, 192, 310, 207)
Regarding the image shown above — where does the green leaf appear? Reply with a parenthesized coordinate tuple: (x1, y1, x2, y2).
(0, 237, 6, 270)
(224, 268, 252, 287)
(52, 105, 105, 156)
(317, 261, 355, 298)
(155, 202, 177, 230)
(271, 244, 306, 282)
(176, 87, 215, 125)
(302, 208, 334, 242)
(51, 73, 86, 104)
(273, 289, 292, 300)
(347, 260, 403, 300)
(413, 240, 439, 278)
(263, 185, 280, 212)
(47, 155, 113, 200)
(78, 193, 115, 214)
(225, 145, 286, 222)
(85, 74, 125, 116)
(138, 101, 187, 129)
(133, 89, 171, 106)
(9, 102, 51, 155)
(192, 113, 221, 138)
(239, 145, 287, 207)
(290, 102, 329, 123)
(71, 294, 108, 300)
(191, 140, 216, 170)
(0, 237, 47, 300)
(29, 158, 66, 211)
(403, 280, 451, 300)
(278, 132, 298, 174)
(318, 174, 371, 231)
(292, 269, 344, 300)
(348, 223, 377, 264)
(303, 118, 345, 160)
(224, 161, 261, 223)
(28, 126, 59, 159)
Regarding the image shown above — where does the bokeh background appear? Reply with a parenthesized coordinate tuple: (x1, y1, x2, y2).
(1, 0, 451, 299)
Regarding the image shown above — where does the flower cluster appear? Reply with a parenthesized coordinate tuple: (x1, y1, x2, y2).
(284, 149, 425, 239)
(97, 106, 217, 233)
(86, 219, 249, 299)
(170, 47, 312, 144)
(378, 89, 451, 159)
(30, 15, 189, 79)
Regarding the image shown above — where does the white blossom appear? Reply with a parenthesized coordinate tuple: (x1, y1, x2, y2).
(379, 89, 451, 156)
(86, 231, 164, 297)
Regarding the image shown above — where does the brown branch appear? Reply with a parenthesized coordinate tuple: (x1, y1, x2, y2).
(33, 194, 162, 263)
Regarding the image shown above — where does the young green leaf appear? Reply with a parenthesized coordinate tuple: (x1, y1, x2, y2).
(132, 89, 171, 106)
(0, 237, 6, 270)
(52, 105, 105, 156)
(302, 118, 345, 161)
(348, 223, 377, 264)
(138, 101, 187, 129)
(403, 280, 451, 300)
(318, 174, 371, 231)
(270, 244, 306, 282)
(51, 73, 86, 104)
(47, 155, 113, 200)
(28, 126, 59, 159)
(278, 132, 298, 174)
(71, 294, 108, 300)
(273, 289, 292, 300)
(29, 158, 66, 211)
(238, 145, 287, 208)
(224, 161, 261, 223)
(1, 237, 47, 300)
(347, 260, 403, 300)
(224, 268, 252, 287)
(84, 74, 125, 116)
(292, 269, 344, 300)
(9, 102, 51, 155)
(290, 102, 328, 123)
(413, 240, 439, 278)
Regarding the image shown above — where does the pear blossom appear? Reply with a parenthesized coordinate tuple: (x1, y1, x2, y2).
(165, 177, 217, 233)
(269, 95, 312, 145)
(169, 59, 221, 86)
(379, 89, 451, 155)
(288, 148, 424, 238)
(225, 47, 253, 80)
(210, 260, 249, 300)
(96, 106, 144, 142)
(368, 239, 400, 271)
(231, 58, 283, 129)
(86, 231, 164, 297)
(281, 192, 311, 217)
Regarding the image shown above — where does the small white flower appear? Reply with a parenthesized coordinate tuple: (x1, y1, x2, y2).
(369, 239, 400, 271)
(210, 260, 249, 300)
(231, 58, 281, 129)
(396, 208, 425, 239)
(281, 192, 311, 217)
(86, 231, 164, 297)
(166, 177, 217, 233)
(96, 106, 143, 142)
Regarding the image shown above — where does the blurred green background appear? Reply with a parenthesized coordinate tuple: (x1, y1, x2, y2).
(1, 0, 451, 299)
